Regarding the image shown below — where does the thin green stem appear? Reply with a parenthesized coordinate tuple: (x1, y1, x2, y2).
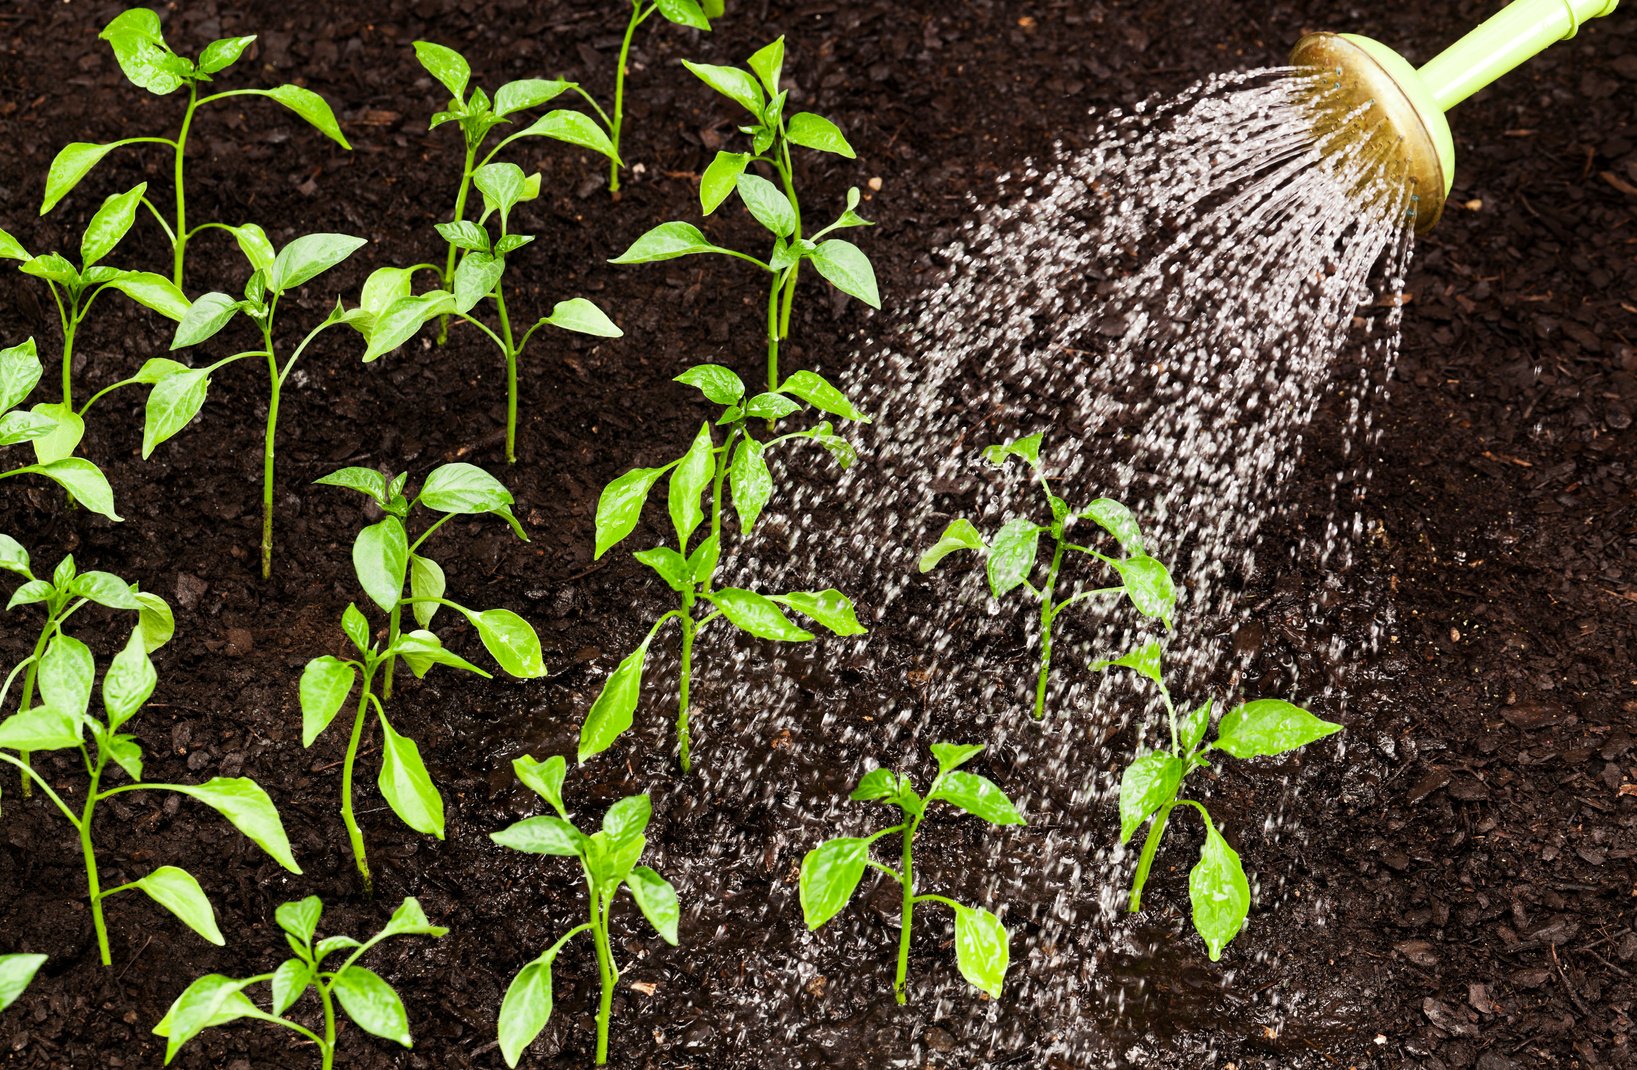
(593, 888, 617, 1064)
(1033, 537, 1068, 720)
(774, 134, 803, 345)
(1129, 800, 1175, 912)
(437, 145, 477, 345)
(765, 270, 783, 395)
(610, 3, 654, 195)
(341, 665, 376, 892)
(893, 817, 917, 1004)
(261, 335, 280, 581)
(704, 426, 740, 593)
(494, 280, 520, 463)
(0, 751, 81, 828)
(318, 981, 338, 1070)
(173, 86, 198, 289)
(912, 892, 964, 912)
(382, 602, 402, 702)
(677, 596, 697, 774)
(81, 752, 110, 965)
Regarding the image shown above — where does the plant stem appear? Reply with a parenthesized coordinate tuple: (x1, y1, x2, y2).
(1130, 800, 1175, 913)
(610, 3, 648, 196)
(173, 86, 198, 289)
(593, 890, 617, 1064)
(765, 270, 783, 396)
(341, 666, 375, 893)
(437, 145, 476, 345)
(1034, 537, 1067, 720)
(775, 135, 803, 347)
(60, 310, 77, 410)
(259, 332, 283, 581)
(676, 593, 697, 773)
(494, 281, 519, 463)
(81, 755, 110, 966)
(14, 618, 55, 798)
(318, 979, 338, 1070)
(382, 602, 401, 702)
(893, 820, 917, 1004)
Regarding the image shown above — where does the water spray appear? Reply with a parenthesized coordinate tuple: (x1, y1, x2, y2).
(1293, 0, 1620, 232)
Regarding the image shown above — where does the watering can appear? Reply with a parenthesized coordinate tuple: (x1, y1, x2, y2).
(1292, 0, 1621, 232)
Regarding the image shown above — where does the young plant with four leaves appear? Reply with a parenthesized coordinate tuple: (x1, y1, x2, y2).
(919, 433, 1177, 720)
(0, 623, 301, 966)
(612, 37, 879, 391)
(800, 743, 1023, 1004)
(582, 363, 868, 772)
(301, 463, 546, 889)
(1095, 639, 1342, 960)
(155, 896, 447, 1069)
(491, 755, 678, 1067)
(1, 187, 188, 411)
(139, 226, 368, 578)
(43, 7, 351, 289)
(0, 339, 121, 520)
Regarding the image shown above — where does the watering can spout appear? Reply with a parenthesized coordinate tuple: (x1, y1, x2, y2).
(1290, 0, 1619, 233)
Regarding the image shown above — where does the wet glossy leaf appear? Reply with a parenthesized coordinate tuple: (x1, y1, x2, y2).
(419, 462, 514, 514)
(701, 152, 749, 214)
(453, 250, 503, 314)
(134, 867, 223, 946)
(786, 112, 855, 157)
(682, 60, 764, 116)
(353, 518, 408, 613)
(1190, 820, 1250, 961)
(918, 518, 985, 572)
(634, 546, 687, 591)
(850, 767, 897, 801)
(777, 370, 866, 421)
(493, 78, 573, 117)
(799, 837, 867, 929)
(809, 239, 880, 308)
(171, 292, 242, 350)
(1112, 555, 1176, 625)
(728, 437, 771, 533)
(952, 904, 1009, 997)
(986, 518, 1042, 598)
(492, 814, 584, 856)
(1091, 640, 1163, 685)
(1117, 752, 1183, 843)
(656, 0, 710, 30)
(578, 640, 650, 762)
(933, 771, 1025, 826)
(333, 966, 411, 1046)
(470, 608, 546, 679)
(512, 754, 568, 816)
(595, 467, 664, 559)
(269, 233, 366, 294)
(99, 9, 190, 96)
(498, 950, 559, 1067)
(711, 588, 814, 641)
(197, 35, 256, 75)
(776, 589, 865, 636)
(266, 84, 351, 149)
(627, 865, 680, 945)
(736, 173, 796, 237)
(318, 467, 388, 505)
(667, 423, 715, 545)
(1078, 498, 1144, 554)
(982, 433, 1042, 470)
(603, 794, 651, 845)
(341, 603, 370, 653)
(1213, 699, 1341, 759)
(676, 364, 745, 406)
(610, 222, 726, 264)
(378, 714, 445, 837)
(142, 367, 210, 457)
(1179, 699, 1213, 753)
(172, 778, 301, 873)
(741, 391, 800, 421)
(299, 656, 356, 746)
(81, 184, 147, 267)
(413, 41, 469, 101)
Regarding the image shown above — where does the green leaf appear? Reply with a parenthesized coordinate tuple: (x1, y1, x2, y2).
(498, 951, 559, 1068)
(952, 904, 1010, 998)
(849, 767, 897, 801)
(0, 338, 42, 414)
(469, 608, 546, 679)
(0, 226, 28, 262)
(0, 411, 58, 448)
(930, 743, 983, 773)
(512, 754, 568, 816)
(313, 935, 362, 963)
(39, 633, 94, 717)
(171, 778, 302, 873)
(634, 546, 687, 591)
(1190, 819, 1250, 961)
(786, 112, 855, 158)
(103, 272, 190, 321)
(1091, 640, 1163, 686)
(270, 958, 312, 1017)
(0, 706, 83, 752)
(19, 253, 78, 287)
(728, 438, 771, 534)
(269, 233, 366, 294)
(710, 588, 814, 641)
(933, 771, 1025, 826)
(106, 733, 144, 781)
(408, 554, 445, 630)
(341, 603, 370, 653)
(1117, 752, 1183, 844)
(594, 467, 664, 559)
(1078, 498, 1144, 554)
(226, 223, 276, 274)
(352, 518, 408, 613)
(1179, 699, 1213, 753)
(603, 793, 651, 844)
(419, 462, 514, 514)
(809, 239, 880, 308)
(81, 183, 147, 267)
(492, 814, 585, 856)
(656, 0, 711, 30)
(197, 35, 256, 75)
(0, 954, 46, 1013)
(99, 9, 191, 96)
(453, 250, 504, 314)
(413, 41, 470, 101)
(360, 291, 457, 362)
(6, 580, 55, 610)
(141, 367, 210, 458)
(986, 518, 1041, 598)
(741, 392, 800, 421)
(701, 152, 750, 214)
(686, 534, 720, 584)
(393, 630, 491, 679)
(626, 865, 680, 945)
(102, 627, 157, 727)
(171, 292, 242, 350)
(0, 535, 28, 578)
(919, 518, 986, 573)
(668, 423, 715, 545)
(299, 656, 356, 746)
(266, 84, 351, 149)
(510, 110, 617, 161)
(473, 162, 530, 230)
(747, 38, 784, 95)
(378, 714, 446, 837)
(1213, 699, 1342, 759)
(539, 297, 621, 337)
(333, 966, 411, 1047)
(982, 433, 1043, 470)
(157, 975, 258, 1060)
(316, 466, 388, 504)
(799, 837, 867, 929)
(133, 866, 223, 946)
(23, 405, 77, 470)
(611, 221, 730, 264)
(434, 220, 489, 253)
(586, 829, 645, 886)
(735, 173, 796, 237)
(380, 897, 448, 938)
(577, 640, 650, 763)
(1112, 556, 1176, 626)
(275, 896, 322, 946)
(777, 370, 867, 422)
(775, 589, 866, 636)
(675, 364, 745, 406)
(493, 78, 573, 117)
(682, 60, 764, 116)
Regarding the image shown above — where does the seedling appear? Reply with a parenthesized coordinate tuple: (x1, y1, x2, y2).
(0, 623, 301, 966)
(582, 363, 867, 772)
(0, 339, 121, 520)
(603, 0, 724, 195)
(800, 743, 1023, 1004)
(138, 226, 367, 577)
(342, 164, 620, 463)
(0, 955, 45, 1014)
(0, 190, 188, 409)
(302, 463, 546, 889)
(0, 533, 172, 795)
(43, 8, 350, 289)
(411, 41, 618, 338)
(612, 38, 879, 391)
(492, 756, 678, 1067)
(919, 434, 1177, 720)
(155, 896, 447, 1069)
(1095, 641, 1342, 960)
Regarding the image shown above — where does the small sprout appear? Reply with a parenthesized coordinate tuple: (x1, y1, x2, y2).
(139, 227, 368, 577)
(0, 340, 122, 520)
(155, 895, 446, 1068)
(919, 433, 1176, 719)
(0, 618, 300, 967)
(800, 743, 1024, 1003)
(612, 38, 878, 392)
(43, 8, 351, 289)
(581, 364, 868, 772)
(303, 463, 546, 889)
(492, 756, 678, 1066)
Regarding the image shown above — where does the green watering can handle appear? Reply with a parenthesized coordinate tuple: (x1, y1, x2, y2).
(1418, 0, 1620, 111)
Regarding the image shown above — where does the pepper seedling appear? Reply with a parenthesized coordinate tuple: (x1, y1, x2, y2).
(137, 226, 367, 578)
(341, 164, 620, 463)
(42, 8, 350, 289)
(0, 623, 301, 966)
(302, 463, 546, 889)
(155, 896, 446, 1069)
(602, 0, 724, 195)
(0, 190, 188, 410)
(1095, 640, 1342, 960)
(919, 434, 1178, 720)
(612, 38, 878, 392)
(492, 756, 678, 1067)
(0, 955, 45, 1014)
(582, 363, 867, 772)
(0, 534, 172, 795)
(0, 339, 121, 520)
(411, 40, 618, 341)
(801, 743, 1024, 1004)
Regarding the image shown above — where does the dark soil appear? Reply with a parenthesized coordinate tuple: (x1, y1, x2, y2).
(0, 1, 1634, 1068)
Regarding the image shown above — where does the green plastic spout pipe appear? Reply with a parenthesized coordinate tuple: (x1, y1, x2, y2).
(1418, 0, 1621, 111)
